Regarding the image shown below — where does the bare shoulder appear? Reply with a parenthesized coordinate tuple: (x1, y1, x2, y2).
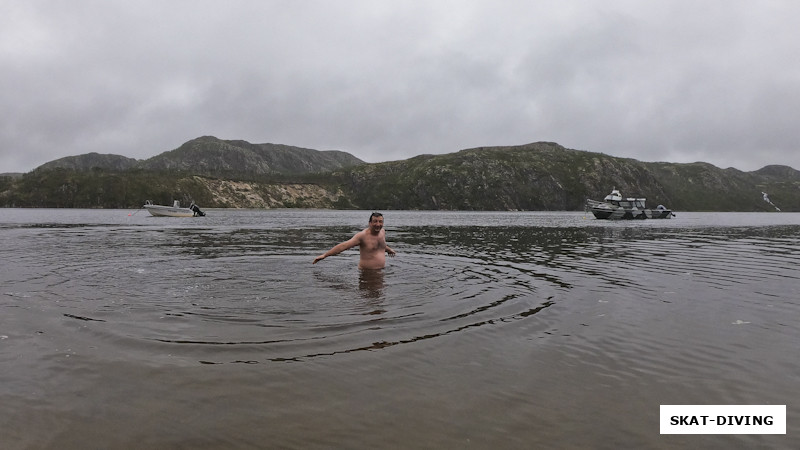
(350, 228, 369, 242)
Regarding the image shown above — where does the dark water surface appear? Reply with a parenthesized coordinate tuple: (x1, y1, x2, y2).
(1, 209, 798, 449)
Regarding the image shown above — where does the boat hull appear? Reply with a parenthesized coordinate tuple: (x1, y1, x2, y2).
(144, 205, 196, 217)
(590, 207, 673, 220)
(586, 198, 673, 220)
(143, 201, 205, 217)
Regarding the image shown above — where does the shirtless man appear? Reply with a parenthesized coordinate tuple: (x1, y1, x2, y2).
(312, 212, 396, 269)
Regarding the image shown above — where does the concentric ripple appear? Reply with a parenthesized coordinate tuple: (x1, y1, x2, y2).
(4, 212, 799, 373)
(3, 210, 800, 447)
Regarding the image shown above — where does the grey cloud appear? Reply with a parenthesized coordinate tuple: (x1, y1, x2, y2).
(2, 1, 799, 173)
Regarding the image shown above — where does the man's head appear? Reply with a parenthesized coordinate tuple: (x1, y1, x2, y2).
(368, 212, 384, 232)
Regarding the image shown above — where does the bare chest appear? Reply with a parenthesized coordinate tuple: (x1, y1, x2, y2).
(360, 233, 386, 252)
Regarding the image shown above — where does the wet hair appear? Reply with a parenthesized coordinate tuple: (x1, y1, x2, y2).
(369, 212, 383, 223)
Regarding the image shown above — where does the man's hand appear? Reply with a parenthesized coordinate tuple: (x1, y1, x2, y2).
(312, 254, 326, 264)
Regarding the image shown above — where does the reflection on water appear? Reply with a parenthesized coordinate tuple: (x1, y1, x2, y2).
(1, 210, 799, 448)
(358, 269, 385, 299)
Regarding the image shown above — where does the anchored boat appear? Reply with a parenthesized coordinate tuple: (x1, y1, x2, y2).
(586, 188, 674, 220)
(143, 200, 205, 217)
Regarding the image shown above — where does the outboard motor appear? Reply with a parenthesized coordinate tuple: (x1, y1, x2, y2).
(190, 204, 205, 217)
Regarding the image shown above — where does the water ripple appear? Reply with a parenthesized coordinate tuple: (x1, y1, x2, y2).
(3, 210, 800, 446)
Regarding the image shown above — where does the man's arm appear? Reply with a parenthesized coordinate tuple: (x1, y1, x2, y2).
(385, 245, 396, 256)
(312, 233, 362, 264)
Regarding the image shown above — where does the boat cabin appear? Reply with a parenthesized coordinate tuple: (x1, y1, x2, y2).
(603, 188, 646, 209)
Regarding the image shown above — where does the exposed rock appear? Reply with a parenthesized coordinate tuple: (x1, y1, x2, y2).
(199, 178, 344, 209)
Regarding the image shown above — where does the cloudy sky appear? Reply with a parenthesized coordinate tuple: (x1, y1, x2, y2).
(3, 0, 799, 173)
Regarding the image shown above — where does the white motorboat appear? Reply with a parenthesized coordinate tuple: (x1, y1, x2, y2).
(143, 200, 205, 217)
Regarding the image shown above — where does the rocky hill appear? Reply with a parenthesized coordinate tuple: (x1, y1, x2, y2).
(37, 153, 139, 172)
(340, 142, 800, 211)
(138, 136, 364, 176)
(34, 136, 365, 176)
(3, 140, 799, 211)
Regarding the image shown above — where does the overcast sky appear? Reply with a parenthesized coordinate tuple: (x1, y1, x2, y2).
(3, 0, 799, 173)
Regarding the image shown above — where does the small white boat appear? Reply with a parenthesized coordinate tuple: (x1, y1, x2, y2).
(143, 200, 205, 217)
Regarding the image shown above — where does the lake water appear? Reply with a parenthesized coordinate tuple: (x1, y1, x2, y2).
(1, 209, 798, 449)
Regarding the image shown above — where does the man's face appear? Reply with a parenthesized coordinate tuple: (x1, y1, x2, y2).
(369, 216, 384, 233)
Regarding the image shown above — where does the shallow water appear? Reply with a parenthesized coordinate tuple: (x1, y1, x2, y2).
(1, 209, 798, 448)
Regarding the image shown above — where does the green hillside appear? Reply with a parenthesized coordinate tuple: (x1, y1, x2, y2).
(2, 140, 799, 211)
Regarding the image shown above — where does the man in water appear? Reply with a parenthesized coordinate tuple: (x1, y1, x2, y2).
(312, 212, 396, 269)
